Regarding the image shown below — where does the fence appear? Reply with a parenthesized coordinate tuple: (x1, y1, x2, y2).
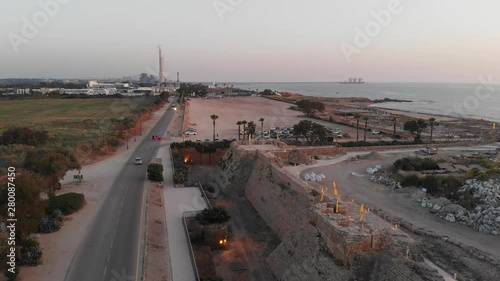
(196, 181, 212, 210)
(182, 210, 202, 281)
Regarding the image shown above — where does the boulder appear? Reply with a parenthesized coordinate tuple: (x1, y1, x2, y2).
(445, 214, 456, 223)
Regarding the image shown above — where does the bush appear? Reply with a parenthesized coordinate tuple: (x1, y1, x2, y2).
(147, 163, 164, 182)
(108, 137, 120, 147)
(440, 176, 463, 200)
(173, 170, 187, 184)
(393, 157, 438, 171)
(196, 207, 230, 225)
(458, 192, 479, 211)
(18, 239, 42, 266)
(47, 193, 85, 215)
(422, 176, 440, 195)
(206, 186, 215, 193)
(38, 209, 64, 233)
(400, 174, 421, 187)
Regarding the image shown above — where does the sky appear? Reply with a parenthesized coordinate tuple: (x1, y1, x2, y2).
(1, 0, 500, 82)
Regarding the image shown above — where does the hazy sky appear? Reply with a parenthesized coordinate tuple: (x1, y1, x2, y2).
(1, 0, 500, 82)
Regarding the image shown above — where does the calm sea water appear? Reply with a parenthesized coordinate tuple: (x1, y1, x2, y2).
(229, 82, 500, 122)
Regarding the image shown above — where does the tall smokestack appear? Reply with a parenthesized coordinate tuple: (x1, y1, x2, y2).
(158, 45, 166, 85)
(177, 72, 180, 85)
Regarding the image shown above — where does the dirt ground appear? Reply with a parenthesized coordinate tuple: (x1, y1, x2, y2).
(144, 181, 172, 281)
(17, 106, 169, 281)
(298, 151, 500, 281)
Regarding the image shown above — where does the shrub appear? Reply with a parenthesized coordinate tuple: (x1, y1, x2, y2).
(196, 207, 230, 225)
(108, 137, 120, 147)
(393, 157, 438, 171)
(423, 176, 440, 195)
(38, 209, 64, 233)
(147, 163, 164, 182)
(206, 186, 215, 193)
(18, 239, 42, 266)
(458, 192, 478, 211)
(173, 170, 187, 184)
(47, 193, 85, 215)
(400, 174, 421, 187)
(440, 176, 463, 200)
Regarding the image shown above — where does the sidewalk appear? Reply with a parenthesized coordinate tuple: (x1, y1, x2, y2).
(158, 145, 207, 281)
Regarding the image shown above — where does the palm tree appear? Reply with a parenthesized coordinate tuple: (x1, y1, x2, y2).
(259, 117, 265, 139)
(363, 116, 369, 142)
(210, 114, 218, 142)
(236, 121, 242, 140)
(429, 118, 436, 145)
(354, 114, 361, 142)
(241, 120, 247, 140)
(391, 116, 397, 138)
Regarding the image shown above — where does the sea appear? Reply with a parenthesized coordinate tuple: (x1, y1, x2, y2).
(227, 82, 500, 122)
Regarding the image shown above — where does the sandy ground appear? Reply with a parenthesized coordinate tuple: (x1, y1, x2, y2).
(18, 106, 169, 281)
(185, 96, 390, 142)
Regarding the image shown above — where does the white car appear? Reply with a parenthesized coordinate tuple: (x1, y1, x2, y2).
(185, 130, 197, 135)
(134, 157, 143, 165)
(371, 130, 380, 135)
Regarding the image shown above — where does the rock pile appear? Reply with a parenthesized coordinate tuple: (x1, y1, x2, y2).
(370, 173, 401, 189)
(366, 164, 382, 175)
(303, 172, 326, 182)
(417, 178, 500, 235)
(288, 149, 314, 165)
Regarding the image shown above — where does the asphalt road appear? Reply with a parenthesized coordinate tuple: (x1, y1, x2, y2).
(64, 100, 177, 281)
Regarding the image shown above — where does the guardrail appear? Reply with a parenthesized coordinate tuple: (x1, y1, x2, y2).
(182, 211, 201, 281)
(196, 181, 212, 210)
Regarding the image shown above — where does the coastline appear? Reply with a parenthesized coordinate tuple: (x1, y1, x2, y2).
(270, 91, 496, 124)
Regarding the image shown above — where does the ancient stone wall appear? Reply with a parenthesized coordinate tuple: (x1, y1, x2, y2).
(215, 144, 443, 281)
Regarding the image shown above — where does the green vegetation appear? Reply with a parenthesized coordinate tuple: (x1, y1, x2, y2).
(292, 120, 327, 144)
(196, 207, 231, 225)
(403, 119, 428, 143)
(0, 174, 46, 278)
(177, 83, 208, 97)
(147, 163, 164, 182)
(393, 157, 439, 171)
(18, 239, 42, 266)
(47, 193, 85, 215)
(0, 97, 158, 148)
(38, 209, 64, 233)
(172, 152, 188, 184)
(295, 99, 325, 116)
(0, 127, 48, 146)
(170, 140, 234, 153)
(391, 156, 482, 210)
(260, 89, 274, 96)
(247, 121, 256, 137)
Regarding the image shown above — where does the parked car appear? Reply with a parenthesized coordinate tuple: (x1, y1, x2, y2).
(371, 130, 380, 135)
(185, 130, 197, 135)
(134, 157, 143, 165)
